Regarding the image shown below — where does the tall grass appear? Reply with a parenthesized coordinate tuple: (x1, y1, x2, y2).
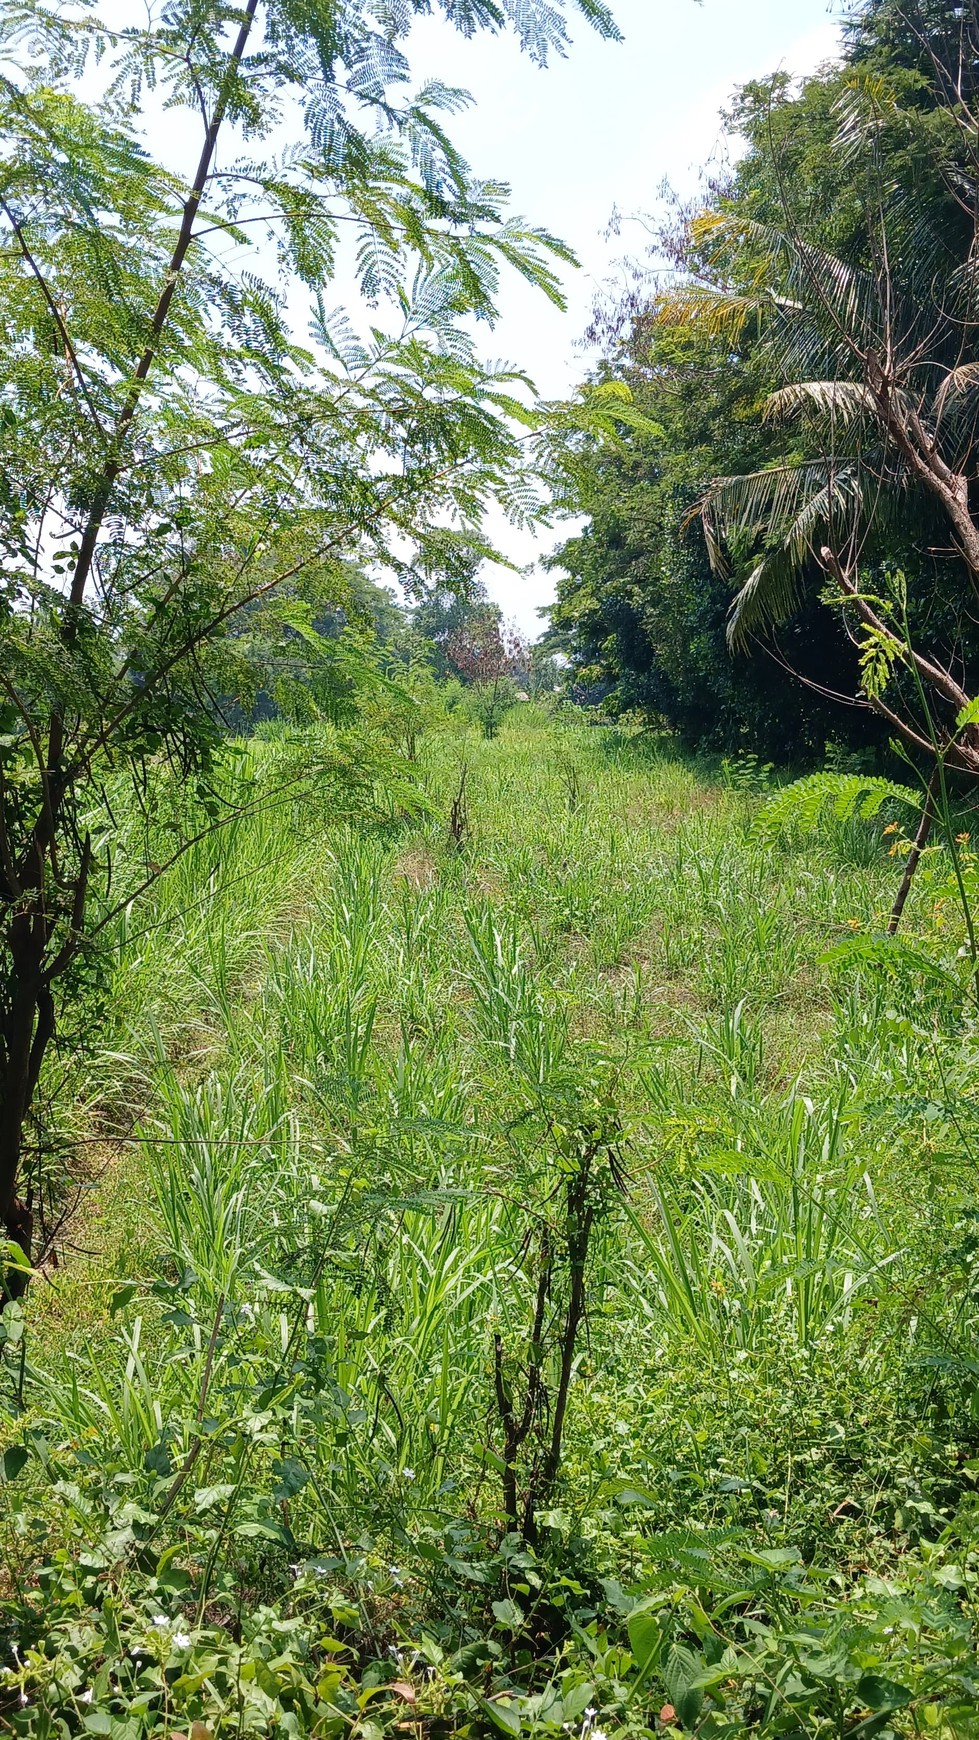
(8, 702, 979, 1734)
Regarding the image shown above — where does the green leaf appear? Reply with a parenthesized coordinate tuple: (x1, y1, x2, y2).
(627, 1598, 667, 1670)
(447, 1639, 501, 1680)
(856, 1674, 912, 1712)
(478, 1697, 522, 1737)
(193, 1483, 237, 1510)
(491, 1598, 524, 1632)
(234, 1519, 292, 1545)
(743, 1546, 802, 1570)
(558, 1682, 595, 1723)
(2, 1445, 28, 1481)
(664, 1644, 706, 1730)
(109, 1284, 138, 1317)
(2, 1238, 31, 1276)
(480, 1445, 507, 1476)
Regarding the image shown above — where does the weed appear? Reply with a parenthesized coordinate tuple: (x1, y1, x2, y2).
(5, 709, 979, 1736)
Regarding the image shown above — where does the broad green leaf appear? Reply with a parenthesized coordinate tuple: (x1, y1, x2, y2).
(2, 1445, 28, 1481)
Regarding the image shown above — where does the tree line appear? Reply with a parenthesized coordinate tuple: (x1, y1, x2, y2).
(548, 0, 979, 776)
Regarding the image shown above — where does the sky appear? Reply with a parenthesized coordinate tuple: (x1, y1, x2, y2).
(394, 0, 844, 634)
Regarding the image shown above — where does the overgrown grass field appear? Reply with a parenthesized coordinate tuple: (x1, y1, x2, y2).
(4, 708, 979, 1737)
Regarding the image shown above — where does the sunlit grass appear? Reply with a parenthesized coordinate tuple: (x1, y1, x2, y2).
(12, 703, 978, 1639)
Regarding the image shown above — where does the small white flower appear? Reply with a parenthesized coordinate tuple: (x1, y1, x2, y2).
(151, 1615, 170, 1629)
(592, 1727, 608, 1740)
(585, 1710, 597, 1721)
(79, 1689, 93, 1705)
(172, 1632, 192, 1651)
(402, 1467, 415, 1481)
(19, 1691, 27, 1707)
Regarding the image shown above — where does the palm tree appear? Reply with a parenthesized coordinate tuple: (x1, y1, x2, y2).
(663, 64, 979, 790)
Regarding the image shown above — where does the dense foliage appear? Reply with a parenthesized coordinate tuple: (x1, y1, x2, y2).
(546, 328, 882, 760)
(549, 0, 979, 767)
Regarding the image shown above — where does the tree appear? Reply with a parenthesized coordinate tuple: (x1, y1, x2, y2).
(544, 0, 979, 787)
(547, 320, 883, 759)
(0, 0, 622, 1289)
(657, 7, 979, 774)
(446, 607, 530, 737)
(411, 561, 498, 680)
(218, 564, 414, 730)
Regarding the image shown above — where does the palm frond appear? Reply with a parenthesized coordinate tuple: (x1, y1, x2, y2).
(726, 466, 855, 644)
(654, 285, 765, 343)
(694, 211, 880, 348)
(833, 71, 903, 170)
(763, 380, 878, 426)
(702, 462, 837, 564)
(723, 461, 918, 647)
(935, 362, 979, 421)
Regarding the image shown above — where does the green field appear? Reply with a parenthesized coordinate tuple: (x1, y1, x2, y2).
(5, 708, 979, 1736)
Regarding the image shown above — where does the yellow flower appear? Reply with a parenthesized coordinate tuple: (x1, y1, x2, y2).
(883, 821, 900, 835)
(847, 917, 861, 930)
(957, 832, 971, 844)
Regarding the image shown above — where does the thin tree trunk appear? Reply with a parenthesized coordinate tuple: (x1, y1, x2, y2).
(58, 0, 261, 656)
(522, 1170, 595, 1544)
(0, 955, 47, 1299)
(0, 3, 260, 1291)
(888, 765, 943, 935)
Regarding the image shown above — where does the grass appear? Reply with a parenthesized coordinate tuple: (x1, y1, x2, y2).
(4, 704, 979, 1737)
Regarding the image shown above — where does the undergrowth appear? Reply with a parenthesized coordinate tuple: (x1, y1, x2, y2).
(3, 708, 979, 1738)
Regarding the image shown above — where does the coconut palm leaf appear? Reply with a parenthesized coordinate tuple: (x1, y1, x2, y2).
(654, 285, 768, 344)
(763, 381, 881, 427)
(703, 450, 923, 646)
(727, 473, 856, 645)
(702, 461, 842, 570)
(693, 212, 881, 347)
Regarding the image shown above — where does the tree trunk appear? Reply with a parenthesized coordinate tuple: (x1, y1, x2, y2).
(888, 766, 942, 935)
(0, 975, 47, 1299)
(0, 1, 261, 1300)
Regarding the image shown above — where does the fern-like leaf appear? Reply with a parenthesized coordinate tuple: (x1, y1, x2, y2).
(752, 771, 923, 845)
